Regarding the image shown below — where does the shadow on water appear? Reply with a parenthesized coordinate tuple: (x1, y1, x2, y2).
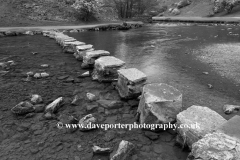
(67, 23, 240, 159)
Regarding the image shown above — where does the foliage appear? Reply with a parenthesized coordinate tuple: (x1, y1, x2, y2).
(72, 0, 99, 21)
(213, 0, 240, 13)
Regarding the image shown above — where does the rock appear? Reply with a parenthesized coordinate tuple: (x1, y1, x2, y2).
(172, 8, 181, 15)
(86, 104, 98, 111)
(116, 68, 147, 99)
(92, 56, 126, 82)
(41, 64, 49, 68)
(176, 105, 227, 149)
(44, 112, 54, 120)
(34, 73, 41, 79)
(137, 83, 182, 125)
(83, 50, 110, 66)
(33, 104, 45, 113)
(73, 48, 94, 61)
(31, 94, 43, 104)
(153, 144, 163, 154)
(223, 105, 240, 114)
(177, 0, 191, 9)
(64, 76, 74, 83)
(188, 132, 240, 160)
(57, 75, 69, 80)
(24, 113, 36, 118)
(78, 114, 97, 131)
(11, 101, 35, 115)
(63, 41, 86, 53)
(97, 100, 124, 110)
(45, 97, 63, 113)
(207, 84, 213, 89)
(24, 31, 34, 35)
(71, 94, 84, 106)
(40, 72, 50, 78)
(79, 71, 90, 78)
(4, 31, 16, 36)
(144, 131, 159, 140)
(27, 71, 34, 77)
(202, 72, 209, 75)
(217, 115, 240, 140)
(86, 93, 97, 101)
(81, 62, 90, 69)
(69, 29, 78, 33)
(92, 145, 112, 154)
(110, 140, 135, 160)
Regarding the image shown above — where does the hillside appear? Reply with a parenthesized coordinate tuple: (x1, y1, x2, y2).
(0, 0, 117, 27)
(157, 0, 240, 17)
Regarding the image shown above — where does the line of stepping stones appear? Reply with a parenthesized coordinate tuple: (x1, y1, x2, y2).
(8, 27, 240, 160)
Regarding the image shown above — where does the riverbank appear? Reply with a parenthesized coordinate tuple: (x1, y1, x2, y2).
(152, 17, 240, 24)
(0, 21, 144, 32)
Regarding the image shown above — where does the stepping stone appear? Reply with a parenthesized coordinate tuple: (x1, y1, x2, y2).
(116, 68, 147, 99)
(62, 41, 86, 53)
(176, 105, 227, 149)
(137, 83, 182, 126)
(73, 45, 94, 60)
(92, 56, 125, 82)
(83, 50, 110, 66)
(188, 132, 240, 160)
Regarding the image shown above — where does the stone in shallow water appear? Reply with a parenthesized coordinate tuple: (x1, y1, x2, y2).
(78, 114, 97, 131)
(83, 50, 110, 65)
(110, 140, 135, 160)
(73, 45, 94, 61)
(223, 104, 240, 114)
(137, 83, 182, 125)
(176, 105, 227, 149)
(188, 132, 240, 160)
(62, 41, 86, 53)
(116, 68, 147, 99)
(11, 101, 35, 115)
(92, 56, 125, 82)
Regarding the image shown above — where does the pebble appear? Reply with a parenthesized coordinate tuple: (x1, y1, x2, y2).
(57, 75, 69, 80)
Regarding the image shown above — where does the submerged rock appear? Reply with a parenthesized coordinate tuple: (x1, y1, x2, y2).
(45, 97, 63, 113)
(110, 140, 135, 160)
(11, 101, 35, 115)
(176, 105, 227, 149)
(223, 104, 240, 114)
(137, 83, 182, 126)
(31, 94, 43, 104)
(92, 145, 112, 154)
(116, 68, 147, 99)
(92, 56, 125, 82)
(97, 100, 124, 110)
(78, 114, 97, 131)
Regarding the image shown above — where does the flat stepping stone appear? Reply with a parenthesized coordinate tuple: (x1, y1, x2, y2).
(83, 50, 110, 65)
(75, 44, 93, 51)
(116, 68, 147, 99)
(176, 105, 227, 149)
(92, 56, 125, 82)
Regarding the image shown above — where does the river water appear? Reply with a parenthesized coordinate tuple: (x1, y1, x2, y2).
(67, 23, 240, 159)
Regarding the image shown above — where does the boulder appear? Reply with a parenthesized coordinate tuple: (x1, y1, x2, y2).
(45, 97, 63, 113)
(116, 68, 147, 99)
(78, 114, 97, 131)
(30, 94, 43, 104)
(188, 132, 240, 160)
(110, 140, 135, 160)
(176, 105, 227, 149)
(137, 83, 182, 125)
(223, 104, 240, 114)
(11, 101, 35, 115)
(92, 56, 126, 82)
(172, 8, 181, 15)
(83, 50, 110, 67)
